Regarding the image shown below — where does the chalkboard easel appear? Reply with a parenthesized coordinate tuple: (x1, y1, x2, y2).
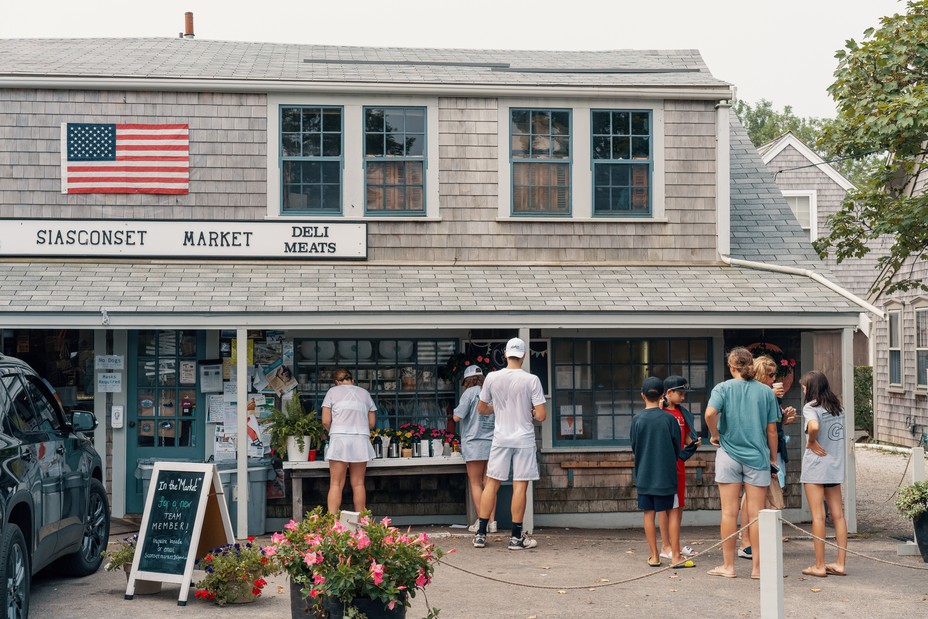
(125, 462, 233, 606)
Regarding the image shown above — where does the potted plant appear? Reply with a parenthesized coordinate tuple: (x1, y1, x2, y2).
(260, 390, 325, 461)
(193, 537, 274, 605)
(265, 507, 443, 619)
(104, 535, 162, 594)
(896, 480, 928, 562)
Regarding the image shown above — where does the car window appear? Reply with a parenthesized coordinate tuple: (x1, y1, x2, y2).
(0, 378, 15, 435)
(1, 374, 45, 436)
(22, 376, 62, 434)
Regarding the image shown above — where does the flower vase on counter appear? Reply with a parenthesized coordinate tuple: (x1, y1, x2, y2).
(418, 439, 430, 458)
(411, 441, 422, 458)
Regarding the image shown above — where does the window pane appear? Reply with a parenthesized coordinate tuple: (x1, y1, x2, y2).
(405, 109, 425, 132)
(890, 350, 902, 385)
(612, 137, 630, 160)
(532, 111, 551, 134)
(366, 134, 384, 157)
(511, 110, 530, 134)
(591, 111, 611, 135)
(282, 133, 301, 157)
(303, 134, 320, 157)
(613, 111, 630, 135)
(365, 109, 385, 132)
(302, 109, 321, 133)
(406, 134, 424, 156)
(889, 312, 900, 348)
(551, 111, 570, 135)
(281, 108, 300, 133)
(917, 310, 928, 348)
(385, 109, 405, 132)
(321, 161, 340, 183)
(512, 135, 530, 157)
(322, 134, 341, 157)
(786, 195, 811, 229)
(386, 133, 405, 156)
(322, 108, 341, 132)
(631, 136, 650, 159)
(631, 112, 650, 135)
(592, 136, 610, 159)
(918, 350, 928, 387)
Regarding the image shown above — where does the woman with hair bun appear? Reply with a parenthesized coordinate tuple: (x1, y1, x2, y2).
(799, 370, 847, 577)
(704, 347, 781, 579)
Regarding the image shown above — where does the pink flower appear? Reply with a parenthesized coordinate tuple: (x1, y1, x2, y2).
(781, 359, 788, 366)
(416, 569, 427, 587)
(309, 589, 320, 599)
(271, 532, 287, 544)
(312, 574, 325, 585)
(355, 531, 371, 550)
(303, 550, 322, 566)
(381, 517, 391, 527)
(370, 560, 385, 585)
(388, 600, 397, 610)
(262, 545, 277, 557)
(285, 520, 299, 531)
(790, 359, 796, 367)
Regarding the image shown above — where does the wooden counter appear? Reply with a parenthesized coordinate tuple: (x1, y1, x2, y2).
(283, 456, 470, 522)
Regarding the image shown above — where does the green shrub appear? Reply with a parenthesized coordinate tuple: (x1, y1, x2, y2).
(854, 365, 873, 436)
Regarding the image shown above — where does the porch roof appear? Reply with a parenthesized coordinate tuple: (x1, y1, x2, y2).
(0, 260, 860, 330)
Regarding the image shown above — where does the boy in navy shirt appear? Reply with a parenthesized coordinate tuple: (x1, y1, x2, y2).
(630, 376, 682, 567)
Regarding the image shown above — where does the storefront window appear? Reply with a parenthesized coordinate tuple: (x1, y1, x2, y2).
(0, 329, 95, 412)
(551, 337, 712, 446)
(295, 338, 457, 432)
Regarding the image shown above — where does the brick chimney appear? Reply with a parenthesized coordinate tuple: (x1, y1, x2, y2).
(183, 12, 194, 39)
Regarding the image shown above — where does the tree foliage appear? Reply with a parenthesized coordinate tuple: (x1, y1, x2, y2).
(733, 98, 825, 149)
(815, 0, 928, 297)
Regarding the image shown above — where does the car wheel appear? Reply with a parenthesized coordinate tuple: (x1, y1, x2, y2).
(0, 523, 30, 619)
(60, 479, 110, 577)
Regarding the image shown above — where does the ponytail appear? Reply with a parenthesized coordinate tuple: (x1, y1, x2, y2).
(727, 347, 757, 381)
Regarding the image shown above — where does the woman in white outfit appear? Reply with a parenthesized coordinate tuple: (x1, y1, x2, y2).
(321, 368, 376, 514)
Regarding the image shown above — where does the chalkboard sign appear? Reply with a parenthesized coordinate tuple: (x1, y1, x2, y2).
(137, 471, 205, 575)
(465, 340, 550, 395)
(126, 462, 233, 606)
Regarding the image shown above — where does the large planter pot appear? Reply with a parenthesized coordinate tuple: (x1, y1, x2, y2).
(287, 436, 312, 462)
(322, 596, 407, 619)
(914, 513, 928, 562)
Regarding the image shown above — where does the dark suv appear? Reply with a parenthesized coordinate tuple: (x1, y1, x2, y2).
(0, 354, 109, 617)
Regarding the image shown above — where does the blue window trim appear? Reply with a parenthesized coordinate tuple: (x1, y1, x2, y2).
(590, 108, 653, 218)
(509, 108, 572, 217)
(550, 336, 713, 448)
(363, 106, 427, 217)
(279, 105, 344, 216)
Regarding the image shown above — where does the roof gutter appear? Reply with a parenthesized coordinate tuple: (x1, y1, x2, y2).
(720, 254, 883, 319)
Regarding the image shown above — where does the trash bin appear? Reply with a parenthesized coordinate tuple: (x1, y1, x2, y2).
(135, 458, 275, 537)
(216, 459, 276, 536)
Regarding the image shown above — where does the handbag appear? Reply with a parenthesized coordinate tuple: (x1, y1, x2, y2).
(765, 476, 785, 510)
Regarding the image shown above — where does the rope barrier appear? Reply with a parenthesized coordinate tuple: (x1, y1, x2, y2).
(436, 515, 928, 591)
(435, 519, 757, 591)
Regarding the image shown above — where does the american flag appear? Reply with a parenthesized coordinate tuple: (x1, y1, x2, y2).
(61, 123, 189, 194)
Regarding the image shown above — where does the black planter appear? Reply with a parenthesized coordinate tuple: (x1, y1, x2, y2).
(322, 597, 407, 619)
(914, 513, 928, 562)
(289, 581, 407, 619)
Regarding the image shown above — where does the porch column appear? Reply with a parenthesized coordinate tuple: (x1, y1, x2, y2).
(519, 327, 534, 534)
(236, 328, 249, 539)
(842, 327, 857, 534)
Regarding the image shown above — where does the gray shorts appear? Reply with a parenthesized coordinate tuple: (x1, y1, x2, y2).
(714, 446, 770, 487)
(461, 438, 492, 462)
(486, 444, 539, 481)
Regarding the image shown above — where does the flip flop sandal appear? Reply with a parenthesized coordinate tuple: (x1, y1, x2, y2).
(659, 551, 672, 560)
(707, 567, 736, 578)
(647, 558, 662, 567)
(825, 565, 847, 576)
(801, 567, 827, 577)
(672, 560, 696, 569)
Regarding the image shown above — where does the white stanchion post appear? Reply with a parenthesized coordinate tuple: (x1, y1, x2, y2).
(759, 509, 784, 619)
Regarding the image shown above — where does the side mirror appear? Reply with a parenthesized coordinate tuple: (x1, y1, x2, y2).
(70, 410, 98, 433)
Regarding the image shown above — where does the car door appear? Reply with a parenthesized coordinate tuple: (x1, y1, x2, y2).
(22, 374, 86, 552)
(1, 372, 59, 568)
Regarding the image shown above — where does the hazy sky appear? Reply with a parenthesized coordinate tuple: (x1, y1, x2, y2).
(0, 0, 905, 118)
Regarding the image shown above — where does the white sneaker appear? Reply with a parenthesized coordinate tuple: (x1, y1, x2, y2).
(508, 533, 537, 550)
(488, 521, 498, 533)
(467, 520, 479, 533)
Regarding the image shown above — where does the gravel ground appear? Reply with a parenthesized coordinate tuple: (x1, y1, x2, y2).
(854, 444, 917, 538)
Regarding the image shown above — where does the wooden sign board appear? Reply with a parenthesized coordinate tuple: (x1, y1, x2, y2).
(125, 462, 233, 606)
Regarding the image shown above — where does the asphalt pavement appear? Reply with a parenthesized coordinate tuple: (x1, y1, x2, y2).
(29, 519, 928, 618)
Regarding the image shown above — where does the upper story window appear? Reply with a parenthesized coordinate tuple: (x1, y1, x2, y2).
(364, 107, 426, 215)
(592, 110, 651, 216)
(510, 109, 571, 216)
(280, 106, 343, 214)
(917, 307, 928, 389)
(782, 190, 817, 240)
(889, 309, 902, 387)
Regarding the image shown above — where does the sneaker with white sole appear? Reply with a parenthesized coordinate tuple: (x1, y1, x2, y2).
(738, 546, 752, 559)
(508, 533, 537, 550)
(473, 533, 487, 548)
(467, 520, 480, 533)
(488, 521, 498, 533)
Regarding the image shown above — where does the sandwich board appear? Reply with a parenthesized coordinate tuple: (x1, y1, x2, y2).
(125, 462, 234, 606)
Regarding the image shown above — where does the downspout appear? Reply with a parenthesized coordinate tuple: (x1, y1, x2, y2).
(719, 254, 884, 319)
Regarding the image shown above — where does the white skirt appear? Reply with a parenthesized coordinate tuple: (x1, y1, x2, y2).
(461, 438, 492, 462)
(325, 434, 375, 463)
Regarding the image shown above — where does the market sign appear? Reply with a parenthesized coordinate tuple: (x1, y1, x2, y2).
(0, 219, 367, 259)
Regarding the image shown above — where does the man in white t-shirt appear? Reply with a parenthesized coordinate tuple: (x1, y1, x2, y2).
(473, 337, 547, 550)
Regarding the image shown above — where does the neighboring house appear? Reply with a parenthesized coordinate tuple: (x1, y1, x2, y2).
(0, 35, 876, 531)
(758, 131, 874, 366)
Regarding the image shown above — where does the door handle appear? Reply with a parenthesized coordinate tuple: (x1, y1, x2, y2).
(128, 421, 136, 428)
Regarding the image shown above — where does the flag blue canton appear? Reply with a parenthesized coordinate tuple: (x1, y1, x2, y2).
(67, 123, 116, 161)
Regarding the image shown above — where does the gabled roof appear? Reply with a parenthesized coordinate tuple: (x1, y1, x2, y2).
(758, 132, 855, 191)
(729, 117, 833, 270)
(0, 38, 732, 92)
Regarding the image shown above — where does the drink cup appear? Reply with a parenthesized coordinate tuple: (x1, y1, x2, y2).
(772, 382, 783, 390)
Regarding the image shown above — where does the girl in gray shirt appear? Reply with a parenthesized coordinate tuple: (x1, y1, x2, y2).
(799, 371, 847, 578)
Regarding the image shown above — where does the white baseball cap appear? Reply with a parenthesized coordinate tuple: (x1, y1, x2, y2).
(505, 337, 526, 358)
(462, 365, 483, 380)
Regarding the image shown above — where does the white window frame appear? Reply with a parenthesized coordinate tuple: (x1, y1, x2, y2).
(782, 189, 817, 240)
(267, 94, 440, 220)
(914, 297, 928, 392)
(497, 97, 665, 221)
(887, 304, 903, 390)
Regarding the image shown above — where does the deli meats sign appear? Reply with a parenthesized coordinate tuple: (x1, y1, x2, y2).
(0, 219, 367, 259)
